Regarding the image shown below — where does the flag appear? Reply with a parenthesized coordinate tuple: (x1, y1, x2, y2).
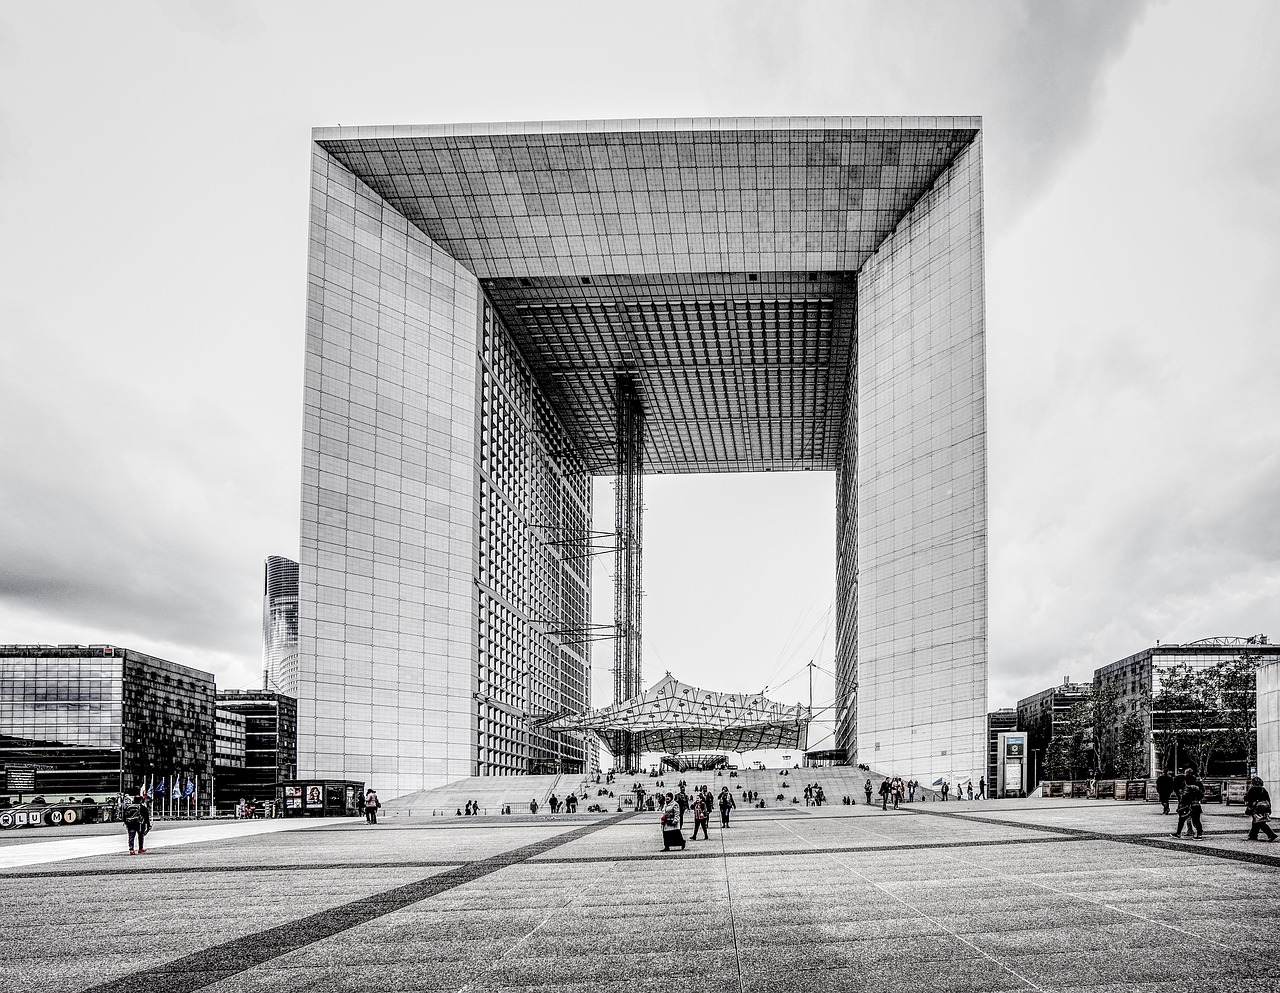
(155, 778, 166, 796)
(184, 778, 195, 798)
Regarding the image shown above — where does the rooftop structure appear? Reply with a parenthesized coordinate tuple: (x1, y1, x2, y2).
(543, 674, 810, 756)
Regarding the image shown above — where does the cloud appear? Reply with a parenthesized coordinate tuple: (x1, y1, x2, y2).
(696, 0, 1152, 219)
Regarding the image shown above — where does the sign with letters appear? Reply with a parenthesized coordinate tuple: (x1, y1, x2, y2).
(5, 768, 36, 792)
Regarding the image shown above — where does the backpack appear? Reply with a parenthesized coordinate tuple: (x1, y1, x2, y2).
(1182, 784, 1203, 806)
(123, 803, 142, 827)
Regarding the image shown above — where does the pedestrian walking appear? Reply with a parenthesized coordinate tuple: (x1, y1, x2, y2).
(123, 794, 150, 855)
(1171, 770, 1203, 839)
(691, 795, 710, 840)
(977, 777, 986, 800)
(864, 779, 873, 805)
(661, 793, 686, 851)
(718, 786, 735, 828)
(1244, 777, 1276, 842)
(675, 787, 690, 828)
(1156, 770, 1174, 815)
(878, 779, 891, 810)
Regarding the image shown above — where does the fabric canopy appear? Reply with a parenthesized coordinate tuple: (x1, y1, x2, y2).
(543, 673, 810, 754)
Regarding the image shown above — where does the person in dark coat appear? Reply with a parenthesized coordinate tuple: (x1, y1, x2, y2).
(1155, 770, 1175, 814)
(122, 795, 151, 855)
(718, 786, 735, 828)
(1244, 777, 1275, 842)
(1171, 769, 1203, 839)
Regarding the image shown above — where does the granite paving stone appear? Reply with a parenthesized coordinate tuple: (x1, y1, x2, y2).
(1, 798, 1277, 992)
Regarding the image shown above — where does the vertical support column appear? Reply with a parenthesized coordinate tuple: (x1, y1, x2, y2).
(613, 374, 644, 772)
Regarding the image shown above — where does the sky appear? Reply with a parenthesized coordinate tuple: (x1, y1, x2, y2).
(2, 1, 1278, 744)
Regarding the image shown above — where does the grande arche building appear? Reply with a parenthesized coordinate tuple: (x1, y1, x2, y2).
(297, 117, 987, 797)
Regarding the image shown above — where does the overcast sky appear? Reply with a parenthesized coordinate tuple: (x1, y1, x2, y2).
(2, 1, 1278, 743)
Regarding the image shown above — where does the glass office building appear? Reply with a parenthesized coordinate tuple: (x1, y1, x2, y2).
(1094, 637, 1279, 777)
(262, 555, 300, 696)
(214, 690, 298, 811)
(0, 645, 215, 796)
(299, 118, 988, 795)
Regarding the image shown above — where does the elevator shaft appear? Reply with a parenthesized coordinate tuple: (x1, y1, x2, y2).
(613, 374, 644, 772)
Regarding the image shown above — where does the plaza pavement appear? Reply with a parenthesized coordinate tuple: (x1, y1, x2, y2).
(0, 798, 1277, 993)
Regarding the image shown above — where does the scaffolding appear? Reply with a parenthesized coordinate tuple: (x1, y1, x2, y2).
(613, 373, 644, 771)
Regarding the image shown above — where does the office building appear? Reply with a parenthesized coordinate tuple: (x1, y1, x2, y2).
(262, 555, 300, 696)
(214, 690, 298, 811)
(299, 117, 988, 795)
(1016, 679, 1091, 785)
(1259, 655, 1279, 787)
(0, 645, 215, 797)
(986, 708, 1017, 793)
(1094, 636, 1278, 778)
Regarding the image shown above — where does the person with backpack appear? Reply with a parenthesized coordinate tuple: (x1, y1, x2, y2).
(1171, 769, 1204, 839)
(717, 786, 735, 828)
(1244, 776, 1275, 842)
(123, 795, 151, 855)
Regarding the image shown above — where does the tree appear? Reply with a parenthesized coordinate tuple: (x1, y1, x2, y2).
(1152, 654, 1259, 775)
(1045, 698, 1095, 780)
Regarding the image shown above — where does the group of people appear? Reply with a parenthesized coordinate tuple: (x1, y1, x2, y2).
(1153, 768, 1274, 842)
(659, 786, 736, 850)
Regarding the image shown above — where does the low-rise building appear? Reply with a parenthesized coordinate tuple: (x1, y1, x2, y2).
(986, 709, 1017, 793)
(1016, 679, 1092, 785)
(0, 644, 215, 798)
(1094, 636, 1278, 778)
(214, 690, 297, 812)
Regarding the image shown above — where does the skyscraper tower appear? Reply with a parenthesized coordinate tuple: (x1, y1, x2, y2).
(262, 555, 299, 697)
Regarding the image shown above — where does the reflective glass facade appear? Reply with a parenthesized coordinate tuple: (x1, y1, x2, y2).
(262, 555, 299, 696)
(0, 645, 215, 795)
(214, 691, 298, 810)
(1095, 642, 1278, 777)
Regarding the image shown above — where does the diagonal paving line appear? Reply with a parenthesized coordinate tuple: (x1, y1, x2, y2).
(718, 822, 745, 993)
(903, 804, 1280, 869)
(931, 845, 1277, 957)
(80, 813, 632, 993)
(774, 819, 1047, 992)
(456, 858, 622, 993)
(0, 832, 1084, 878)
(906, 807, 1280, 957)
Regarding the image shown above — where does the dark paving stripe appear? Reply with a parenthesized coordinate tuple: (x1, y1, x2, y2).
(5, 832, 1083, 880)
(1, 859, 471, 880)
(79, 813, 631, 993)
(904, 805, 1280, 869)
(530, 832, 1082, 864)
